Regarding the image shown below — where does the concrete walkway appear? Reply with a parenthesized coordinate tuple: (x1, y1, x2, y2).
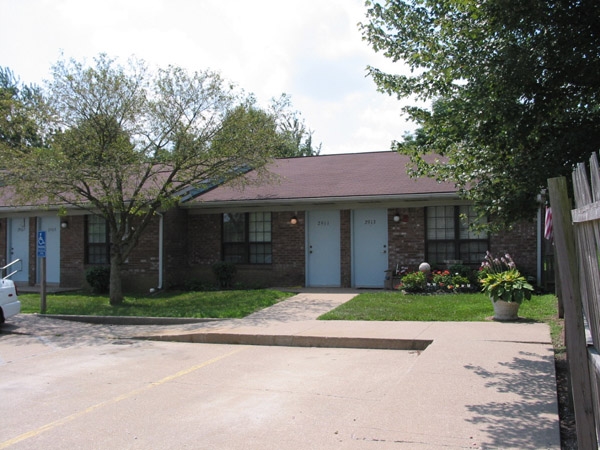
(8, 289, 561, 448)
(130, 289, 561, 449)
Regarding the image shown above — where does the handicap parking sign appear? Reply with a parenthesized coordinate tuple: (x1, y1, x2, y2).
(37, 231, 46, 257)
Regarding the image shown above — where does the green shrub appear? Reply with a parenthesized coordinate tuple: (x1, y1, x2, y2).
(85, 266, 110, 294)
(448, 263, 479, 284)
(182, 279, 218, 292)
(212, 262, 237, 289)
(399, 271, 427, 292)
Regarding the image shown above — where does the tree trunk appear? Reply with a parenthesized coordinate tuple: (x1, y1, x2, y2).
(109, 254, 124, 305)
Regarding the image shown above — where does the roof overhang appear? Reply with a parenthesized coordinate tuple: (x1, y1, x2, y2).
(0, 203, 95, 218)
(183, 192, 466, 214)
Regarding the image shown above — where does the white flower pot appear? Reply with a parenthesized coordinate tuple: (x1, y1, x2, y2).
(491, 298, 520, 321)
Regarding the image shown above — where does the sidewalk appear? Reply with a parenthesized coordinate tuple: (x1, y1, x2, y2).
(133, 289, 561, 449)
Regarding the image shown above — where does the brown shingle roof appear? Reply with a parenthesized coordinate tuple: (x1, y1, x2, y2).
(190, 151, 457, 204)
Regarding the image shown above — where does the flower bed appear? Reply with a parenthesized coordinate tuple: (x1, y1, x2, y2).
(394, 266, 478, 294)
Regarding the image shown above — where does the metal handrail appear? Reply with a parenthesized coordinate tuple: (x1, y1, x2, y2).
(1, 259, 22, 280)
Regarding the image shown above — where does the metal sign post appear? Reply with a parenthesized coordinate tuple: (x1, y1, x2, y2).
(37, 231, 47, 314)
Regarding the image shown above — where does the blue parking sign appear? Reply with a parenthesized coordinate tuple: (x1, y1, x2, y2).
(37, 231, 46, 257)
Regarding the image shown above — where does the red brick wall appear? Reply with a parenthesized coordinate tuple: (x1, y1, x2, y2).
(60, 216, 86, 287)
(271, 211, 305, 286)
(163, 208, 189, 288)
(60, 214, 162, 292)
(2, 207, 539, 291)
(120, 217, 160, 291)
(490, 220, 538, 278)
(388, 207, 426, 272)
(188, 213, 221, 266)
(184, 211, 306, 287)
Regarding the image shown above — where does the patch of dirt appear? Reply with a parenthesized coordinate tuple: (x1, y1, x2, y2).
(555, 351, 577, 449)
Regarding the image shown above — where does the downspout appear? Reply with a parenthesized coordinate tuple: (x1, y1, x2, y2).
(157, 212, 164, 290)
(537, 205, 542, 287)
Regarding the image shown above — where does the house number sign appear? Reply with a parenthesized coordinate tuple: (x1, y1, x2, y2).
(364, 219, 377, 225)
(317, 220, 330, 227)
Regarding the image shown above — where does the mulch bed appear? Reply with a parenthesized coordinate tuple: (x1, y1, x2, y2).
(555, 351, 577, 448)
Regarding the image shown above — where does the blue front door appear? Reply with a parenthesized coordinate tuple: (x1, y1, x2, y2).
(306, 210, 341, 287)
(352, 209, 388, 288)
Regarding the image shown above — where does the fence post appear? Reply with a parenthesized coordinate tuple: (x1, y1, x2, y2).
(548, 176, 598, 448)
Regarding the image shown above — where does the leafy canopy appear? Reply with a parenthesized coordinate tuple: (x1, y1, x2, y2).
(361, 0, 600, 229)
(0, 54, 290, 304)
(0, 67, 46, 152)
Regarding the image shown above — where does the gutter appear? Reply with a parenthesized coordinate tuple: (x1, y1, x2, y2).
(181, 192, 464, 212)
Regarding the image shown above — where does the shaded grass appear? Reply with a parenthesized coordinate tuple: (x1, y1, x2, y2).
(19, 289, 295, 319)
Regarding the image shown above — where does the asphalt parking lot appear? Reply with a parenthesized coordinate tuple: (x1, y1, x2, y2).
(1, 318, 423, 450)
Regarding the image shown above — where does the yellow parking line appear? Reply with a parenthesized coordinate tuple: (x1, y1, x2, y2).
(0, 347, 245, 449)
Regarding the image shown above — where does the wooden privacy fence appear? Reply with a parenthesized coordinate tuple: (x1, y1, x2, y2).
(548, 153, 600, 449)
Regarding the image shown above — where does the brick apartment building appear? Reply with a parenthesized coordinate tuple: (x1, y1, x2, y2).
(0, 152, 543, 292)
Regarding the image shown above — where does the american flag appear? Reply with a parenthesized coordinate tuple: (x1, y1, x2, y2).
(544, 206, 553, 240)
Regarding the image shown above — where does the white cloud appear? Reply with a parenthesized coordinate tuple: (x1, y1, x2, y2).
(0, 0, 418, 154)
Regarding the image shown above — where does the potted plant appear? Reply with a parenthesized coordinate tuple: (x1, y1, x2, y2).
(479, 252, 534, 320)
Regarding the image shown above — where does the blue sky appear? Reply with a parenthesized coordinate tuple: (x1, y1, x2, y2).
(0, 0, 417, 154)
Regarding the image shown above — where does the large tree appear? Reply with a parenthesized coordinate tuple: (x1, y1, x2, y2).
(0, 67, 46, 152)
(212, 94, 322, 159)
(270, 94, 321, 157)
(361, 0, 600, 230)
(1, 55, 285, 304)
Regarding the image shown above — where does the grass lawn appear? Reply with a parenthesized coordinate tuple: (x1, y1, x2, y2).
(18, 289, 562, 351)
(19, 289, 295, 319)
(319, 291, 563, 352)
(318, 291, 557, 321)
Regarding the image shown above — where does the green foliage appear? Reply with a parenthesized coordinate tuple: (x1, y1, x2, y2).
(0, 54, 301, 304)
(19, 289, 294, 318)
(448, 263, 479, 285)
(85, 266, 110, 294)
(398, 271, 426, 292)
(361, 0, 600, 230)
(182, 279, 218, 292)
(479, 252, 533, 303)
(397, 268, 476, 294)
(212, 262, 237, 289)
(319, 292, 557, 322)
(480, 269, 534, 304)
(0, 67, 46, 152)
(270, 94, 321, 157)
(431, 270, 470, 292)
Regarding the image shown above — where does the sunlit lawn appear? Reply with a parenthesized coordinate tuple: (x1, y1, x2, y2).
(19, 289, 295, 319)
(318, 291, 562, 351)
(318, 291, 557, 322)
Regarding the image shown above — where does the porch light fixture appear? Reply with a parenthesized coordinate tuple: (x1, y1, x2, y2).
(61, 221, 68, 229)
(290, 216, 298, 225)
(393, 212, 400, 222)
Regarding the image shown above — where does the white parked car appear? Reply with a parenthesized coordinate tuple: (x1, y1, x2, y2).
(0, 278, 20, 323)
